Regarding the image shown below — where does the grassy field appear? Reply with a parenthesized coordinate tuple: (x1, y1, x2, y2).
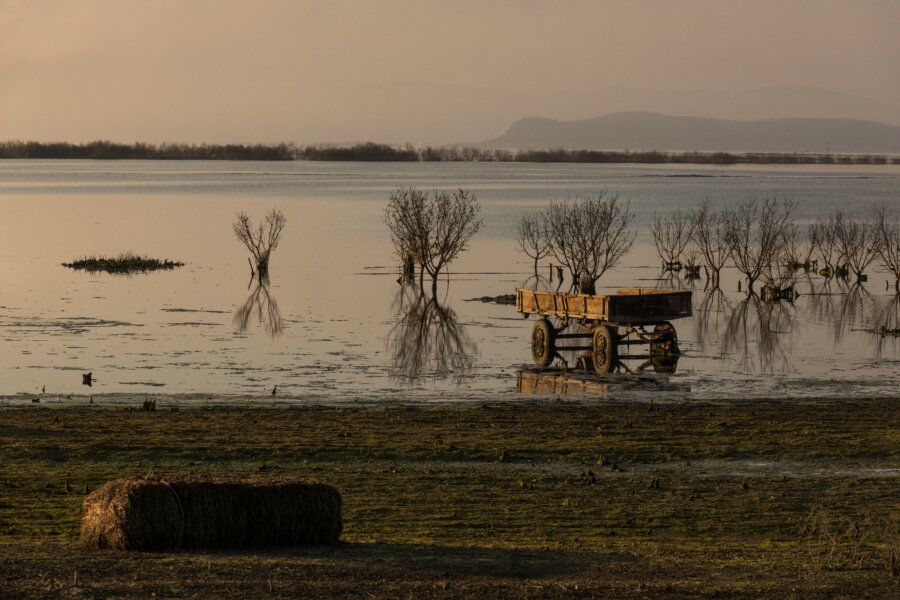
(1, 398, 898, 598)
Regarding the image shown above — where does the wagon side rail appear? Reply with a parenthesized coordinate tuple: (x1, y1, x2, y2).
(516, 288, 610, 321)
(516, 288, 691, 323)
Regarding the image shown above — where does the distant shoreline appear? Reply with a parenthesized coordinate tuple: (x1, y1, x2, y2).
(2, 140, 898, 165)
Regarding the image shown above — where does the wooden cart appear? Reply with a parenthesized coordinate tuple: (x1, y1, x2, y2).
(516, 288, 692, 373)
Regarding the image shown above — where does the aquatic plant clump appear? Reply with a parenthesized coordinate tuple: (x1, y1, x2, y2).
(62, 253, 184, 274)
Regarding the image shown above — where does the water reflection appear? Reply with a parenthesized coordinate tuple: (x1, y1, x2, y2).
(694, 287, 733, 350)
(515, 369, 690, 399)
(722, 295, 797, 374)
(233, 280, 283, 337)
(691, 271, 900, 375)
(388, 284, 477, 383)
(834, 282, 874, 341)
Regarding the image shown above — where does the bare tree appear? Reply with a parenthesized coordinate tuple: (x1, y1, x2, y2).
(833, 211, 879, 282)
(544, 192, 636, 294)
(763, 218, 801, 298)
(233, 208, 287, 283)
(649, 209, 693, 271)
(683, 248, 703, 280)
(809, 215, 841, 274)
(689, 199, 732, 287)
(874, 204, 900, 292)
(783, 219, 815, 272)
(723, 197, 796, 294)
(384, 187, 482, 292)
(384, 188, 428, 282)
(516, 212, 551, 277)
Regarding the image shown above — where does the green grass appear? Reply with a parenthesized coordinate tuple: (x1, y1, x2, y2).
(0, 398, 898, 597)
(62, 252, 184, 274)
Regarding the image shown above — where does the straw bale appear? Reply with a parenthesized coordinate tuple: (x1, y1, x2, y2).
(81, 477, 342, 550)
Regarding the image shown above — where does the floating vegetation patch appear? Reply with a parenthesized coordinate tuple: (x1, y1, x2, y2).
(468, 293, 516, 305)
(62, 253, 184, 274)
(1, 315, 139, 334)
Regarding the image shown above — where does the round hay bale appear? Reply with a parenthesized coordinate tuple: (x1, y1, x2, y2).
(81, 477, 342, 550)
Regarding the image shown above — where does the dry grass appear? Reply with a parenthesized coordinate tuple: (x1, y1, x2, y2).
(0, 398, 898, 598)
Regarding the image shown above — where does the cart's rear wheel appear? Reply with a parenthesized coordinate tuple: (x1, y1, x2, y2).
(650, 322, 680, 356)
(591, 326, 618, 373)
(531, 318, 556, 367)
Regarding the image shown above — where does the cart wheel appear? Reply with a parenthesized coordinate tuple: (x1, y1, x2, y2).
(531, 318, 556, 367)
(591, 326, 618, 373)
(650, 322, 680, 355)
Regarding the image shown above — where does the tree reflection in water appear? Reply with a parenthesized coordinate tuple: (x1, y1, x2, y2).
(233, 280, 283, 337)
(388, 283, 477, 383)
(693, 286, 733, 351)
(722, 294, 797, 374)
(873, 293, 900, 360)
(804, 273, 839, 326)
(834, 281, 875, 342)
(805, 276, 881, 344)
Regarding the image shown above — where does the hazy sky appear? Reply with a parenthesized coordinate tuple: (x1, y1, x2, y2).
(2, 0, 899, 144)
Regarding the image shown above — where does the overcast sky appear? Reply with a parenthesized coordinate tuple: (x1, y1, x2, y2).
(1, 0, 898, 144)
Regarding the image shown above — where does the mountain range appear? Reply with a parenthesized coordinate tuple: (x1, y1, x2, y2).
(481, 112, 900, 153)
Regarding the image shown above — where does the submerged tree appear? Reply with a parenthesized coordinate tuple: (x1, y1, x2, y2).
(874, 204, 900, 292)
(782, 218, 816, 272)
(809, 215, 842, 275)
(649, 209, 693, 271)
(384, 187, 482, 292)
(544, 192, 636, 294)
(689, 199, 732, 287)
(723, 197, 796, 294)
(833, 210, 879, 282)
(233, 208, 287, 282)
(516, 213, 551, 277)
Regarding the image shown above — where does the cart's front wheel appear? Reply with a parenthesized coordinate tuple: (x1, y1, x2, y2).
(650, 322, 680, 355)
(531, 318, 556, 367)
(592, 326, 618, 373)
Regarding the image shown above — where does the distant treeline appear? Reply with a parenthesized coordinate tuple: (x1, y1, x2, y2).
(2, 140, 899, 165)
(298, 144, 900, 165)
(0, 140, 297, 160)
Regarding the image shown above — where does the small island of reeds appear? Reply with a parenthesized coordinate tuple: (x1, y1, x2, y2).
(62, 252, 185, 274)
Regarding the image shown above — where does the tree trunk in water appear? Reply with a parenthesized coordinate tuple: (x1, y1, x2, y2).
(431, 272, 440, 296)
(579, 276, 596, 295)
(401, 254, 415, 282)
(256, 258, 270, 284)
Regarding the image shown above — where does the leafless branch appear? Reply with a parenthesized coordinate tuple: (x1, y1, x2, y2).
(833, 211, 879, 281)
(689, 199, 732, 287)
(233, 208, 286, 282)
(723, 197, 796, 294)
(516, 212, 551, 276)
(543, 192, 636, 294)
(649, 209, 693, 270)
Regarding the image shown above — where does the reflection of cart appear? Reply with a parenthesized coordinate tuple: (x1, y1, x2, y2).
(516, 288, 691, 373)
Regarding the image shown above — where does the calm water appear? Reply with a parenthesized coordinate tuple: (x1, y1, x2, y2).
(1, 160, 899, 403)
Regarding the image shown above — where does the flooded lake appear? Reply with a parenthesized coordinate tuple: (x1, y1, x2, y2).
(1, 160, 899, 403)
